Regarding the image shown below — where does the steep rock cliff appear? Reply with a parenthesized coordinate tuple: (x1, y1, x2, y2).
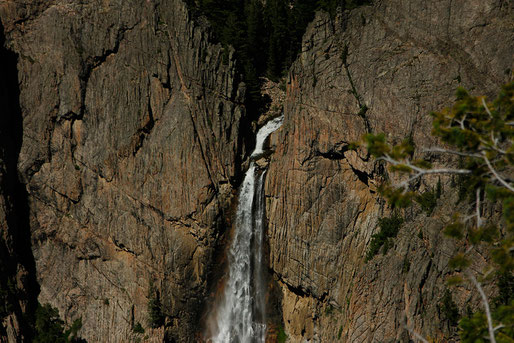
(0, 21, 38, 343)
(0, 0, 246, 341)
(266, 0, 513, 341)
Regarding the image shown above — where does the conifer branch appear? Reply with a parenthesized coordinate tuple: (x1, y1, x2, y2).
(423, 147, 481, 158)
(482, 153, 514, 193)
(482, 98, 493, 119)
(379, 154, 471, 188)
(476, 188, 482, 228)
(465, 271, 496, 343)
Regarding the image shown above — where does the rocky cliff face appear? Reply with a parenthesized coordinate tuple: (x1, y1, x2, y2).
(0, 0, 247, 341)
(0, 0, 513, 342)
(265, 0, 513, 341)
(0, 21, 38, 343)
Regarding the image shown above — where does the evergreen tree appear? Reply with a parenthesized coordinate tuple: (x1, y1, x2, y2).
(34, 304, 67, 343)
(359, 82, 514, 342)
(317, 0, 343, 17)
(287, 0, 318, 67)
(33, 303, 83, 343)
(264, 0, 289, 80)
(147, 281, 165, 328)
(244, 0, 267, 75)
(184, 0, 371, 121)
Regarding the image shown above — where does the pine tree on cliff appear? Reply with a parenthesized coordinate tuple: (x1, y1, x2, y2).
(147, 281, 165, 328)
(360, 82, 514, 342)
(244, 0, 267, 75)
(242, 0, 267, 111)
(265, 0, 289, 80)
(287, 0, 318, 67)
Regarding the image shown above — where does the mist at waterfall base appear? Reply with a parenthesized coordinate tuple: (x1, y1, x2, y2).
(205, 116, 283, 343)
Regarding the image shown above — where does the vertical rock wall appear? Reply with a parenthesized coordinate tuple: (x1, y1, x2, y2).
(0, 20, 38, 343)
(266, 0, 513, 341)
(0, 0, 246, 341)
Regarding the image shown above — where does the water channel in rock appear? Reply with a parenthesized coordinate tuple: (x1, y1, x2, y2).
(209, 116, 283, 343)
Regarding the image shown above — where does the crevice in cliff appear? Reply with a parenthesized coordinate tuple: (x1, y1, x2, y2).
(45, 184, 81, 204)
(112, 239, 139, 257)
(55, 24, 138, 183)
(275, 273, 328, 302)
(418, 259, 432, 308)
(132, 100, 156, 156)
(446, 0, 453, 37)
(340, 44, 371, 133)
(349, 165, 369, 186)
(189, 109, 220, 194)
(282, 280, 310, 298)
(309, 143, 370, 186)
(315, 143, 350, 160)
(0, 20, 39, 340)
(77, 24, 136, 119)
(10, 2, 56, 29)
(153, 68, 172, 91)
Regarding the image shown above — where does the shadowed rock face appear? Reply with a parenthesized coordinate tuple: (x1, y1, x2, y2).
(0, 19, 38, 343)
(265, 0, 513, 341)
(0, 0, 247, 341)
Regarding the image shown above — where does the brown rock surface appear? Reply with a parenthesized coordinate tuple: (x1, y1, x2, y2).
(0, 0, 513, 341)
(0, 0, 246, 341)
(266, 1, 513, 341)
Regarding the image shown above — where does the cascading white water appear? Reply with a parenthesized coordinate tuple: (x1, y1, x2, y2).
(210, 116, 283, 343)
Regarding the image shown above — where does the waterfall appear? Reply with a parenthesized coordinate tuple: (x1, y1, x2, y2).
(209, 116, 283, 343)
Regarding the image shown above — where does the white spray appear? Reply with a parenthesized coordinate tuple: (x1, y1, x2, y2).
(210, 116, 283, 343)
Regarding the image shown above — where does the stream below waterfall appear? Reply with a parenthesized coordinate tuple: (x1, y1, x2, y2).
(208, 116, 283, 343)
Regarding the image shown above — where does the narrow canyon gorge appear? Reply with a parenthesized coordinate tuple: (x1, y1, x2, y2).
(0, 0, 513, 342)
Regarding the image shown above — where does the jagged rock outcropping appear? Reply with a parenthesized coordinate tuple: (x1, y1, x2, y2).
(0, 0, 247, 341)
(265, 0, 513, 341)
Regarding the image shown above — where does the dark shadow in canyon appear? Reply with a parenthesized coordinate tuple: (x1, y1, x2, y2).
(0, 19, 39, 340)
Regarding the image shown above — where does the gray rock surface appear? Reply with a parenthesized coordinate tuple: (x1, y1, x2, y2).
(265, 0, 513, 341)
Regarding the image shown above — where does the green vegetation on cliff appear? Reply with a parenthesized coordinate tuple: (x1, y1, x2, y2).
(147, 280, 165, 328)
(360, 81, 514, 341)
(34, 303, 84, 343)
(365, 214, 403, 262)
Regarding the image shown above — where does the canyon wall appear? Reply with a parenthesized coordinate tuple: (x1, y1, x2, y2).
(0, 0, 247, 341)
(0, 21, 38, 343)
(265, 0, 513, 341)
(0, 0, 513, 342)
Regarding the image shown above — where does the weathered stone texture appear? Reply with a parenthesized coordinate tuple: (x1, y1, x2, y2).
(1, 0, 513, 341)
(0, 0, 246, 341)
(266, 0, 513, 341)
